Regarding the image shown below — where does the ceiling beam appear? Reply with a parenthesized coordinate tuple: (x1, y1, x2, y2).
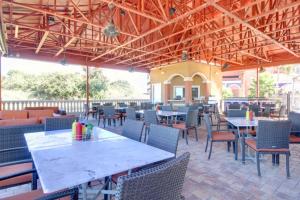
(35, 31, 49, 54)
(55, 37, 76, 57)
(99, 0, 165, 24)
(14, 25, 18, 38)
(3, 0, 137, 38)
(69, 0, 90, 23)
(91, 2, 209, 61)
(210, 0, 299, 58)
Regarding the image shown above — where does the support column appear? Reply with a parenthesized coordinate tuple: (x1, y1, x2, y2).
(256, 66, 259, 97)
(86, 65, 90, 108)
(0, 55, 2, 111)
(203, 81, 211, 99)
(184, 77, 193, 105)
(163, 81, 171, 104)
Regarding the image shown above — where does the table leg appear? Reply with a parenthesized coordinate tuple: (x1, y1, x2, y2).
(241, 127, 246, 164)
(234, 131, 238, 160)
(82, 183, 88, 200)
(104, 176, 109, 200)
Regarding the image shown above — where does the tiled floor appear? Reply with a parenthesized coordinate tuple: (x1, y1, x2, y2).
(1, 119, 300, 200)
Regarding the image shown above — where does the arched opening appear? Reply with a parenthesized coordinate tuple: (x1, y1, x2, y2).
(170, 75, 185, 100)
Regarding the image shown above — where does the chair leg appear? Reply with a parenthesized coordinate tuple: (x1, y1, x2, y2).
(272, 154, 276, 165)
(98, 116, 101, 126)
(113, 119, 116, 127)
(205, 136, 209, 152)
(208, 141, 213, 160)
(227, 142, 230, 152)
(32, 163, 37, 190)
(194, 127, 198, 141)
(286, 153, 290, 178)
(232, 142, 236, 154)
(256, 152, 261, 176)
(103, 118, 106, 128)
(185, 130, 189, 144)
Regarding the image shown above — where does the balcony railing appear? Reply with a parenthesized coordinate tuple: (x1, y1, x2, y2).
(1, 99, 151, 113)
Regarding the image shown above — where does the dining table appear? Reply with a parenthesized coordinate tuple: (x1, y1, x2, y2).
(224, 117, 258, 163)
(24, 127, 174, 200)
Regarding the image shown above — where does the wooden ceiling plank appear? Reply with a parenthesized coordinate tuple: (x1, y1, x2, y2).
(210, 0, 300, 58)
(157, 0, 168, 21)
(14, 25, 18, 38)
(99, 0, 165, 24)
(3, 0, 137, 38)
(35, 30, 49, 54)
(69, 0, 90, 23)
(90, 2, 209, 61)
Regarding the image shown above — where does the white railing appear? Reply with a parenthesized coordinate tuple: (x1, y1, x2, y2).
(1, 99, 151, 113)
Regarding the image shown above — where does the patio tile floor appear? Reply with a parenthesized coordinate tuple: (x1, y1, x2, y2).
(1, 118, 300, 199)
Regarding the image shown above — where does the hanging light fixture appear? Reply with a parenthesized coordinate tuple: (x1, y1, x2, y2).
(103, 3, 120, 38)
(59, 48, 67, 66)
(259, 66, 265, 73)
(222, 62, 229, 69)
(128, 67, 135, 72)
(182, 50, 188, 61)
(169, 7, 176, 16)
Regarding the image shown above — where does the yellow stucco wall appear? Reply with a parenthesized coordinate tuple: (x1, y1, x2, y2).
(150, 61, 222, 101)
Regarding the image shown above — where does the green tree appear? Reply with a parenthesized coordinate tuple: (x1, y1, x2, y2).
(249, 72, 275, 98)
(222, 87, 233, 99)
(30, 73, 82, 100)
(107, 80, 133, 99)
(3, 68, 135, 100)
(3, 70, 34, 91)
(79, 69, 109, 99)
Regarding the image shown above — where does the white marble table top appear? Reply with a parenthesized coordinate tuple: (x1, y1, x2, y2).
(224, 117, 258, 127)
(25, 127, 120, 152)
(26, 129, 174, 193)
(135, 110, 186, 117)
(156, 110, 186, 117)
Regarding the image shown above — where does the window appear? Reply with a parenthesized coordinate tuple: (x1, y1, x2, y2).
(152, 83, 162, 103)
(192, 86, 200, 99)
(174, 86, 185, 99)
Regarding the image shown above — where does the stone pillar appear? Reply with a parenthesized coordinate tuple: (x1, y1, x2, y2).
(184, 77, 193, 105)
(203, 81, 211, 99)
(163, 81, 171, 104)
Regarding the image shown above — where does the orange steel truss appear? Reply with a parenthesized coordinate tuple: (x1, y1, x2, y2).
(1, 0, 300, 72)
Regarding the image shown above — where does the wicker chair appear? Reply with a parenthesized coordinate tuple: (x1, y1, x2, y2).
(228, 103, 241, 110)
(249, 104, 260, 117)
(160, 105, 173, 111)
(4, 187, 78, 200)
(83, 104, 97, 120)
(143, 110, 158, 142)
(173, 110, 198, 144)
(0, 124, 44, 190)
(122, 119, 144, 142)
(227, 109, 246, 117)
(176, 106, 190, 121)
(288, 112, 300, 144)
(271, 105, 286, 119)
(44, 116, 78, 131)
(203, 114, 236, 160)
(245, 120, 292, 177)
(105, 152, 190, 200)
(102, 106, 120, 128)
(262, 105, 271, 117)
(148, 124, 180, 155)
(125, 108, 136, 120)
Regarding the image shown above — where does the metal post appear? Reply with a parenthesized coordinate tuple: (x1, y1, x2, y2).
(0, 55, 2, 111)
(86, 64, 89, 109)
(256, 66, 259, 98)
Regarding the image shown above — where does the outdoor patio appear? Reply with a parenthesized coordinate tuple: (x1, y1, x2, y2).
(1, 0, 300, 199)
(1, 117, 300, 200)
